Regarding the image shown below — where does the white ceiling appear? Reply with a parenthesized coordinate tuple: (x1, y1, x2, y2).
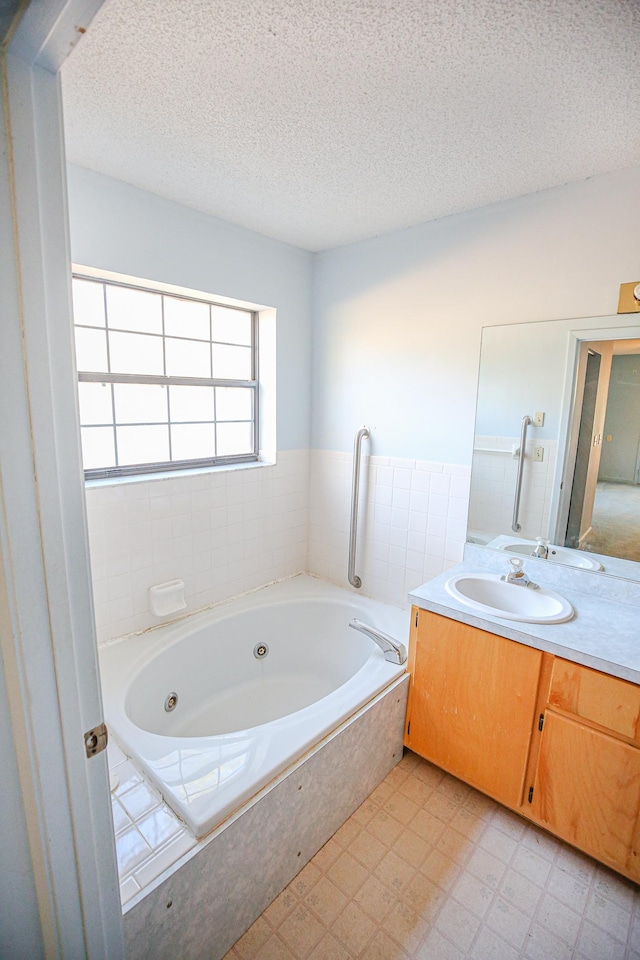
(61, 0, 640, 252)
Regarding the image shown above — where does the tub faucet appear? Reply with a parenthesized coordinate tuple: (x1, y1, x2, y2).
(349, 619, 407, 665)
(501, 557, 539, 589)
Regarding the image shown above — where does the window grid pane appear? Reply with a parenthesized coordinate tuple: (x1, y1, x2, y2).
(74, 326, 109, 373)
(73, 275, 258, 477)
(117, 425, 170, 466)
(81, 426, 116, 470)
(216, 421, 253, 457)
(170, 423, 216, 462)
(78, 381, 114, 425)
(216, 386, 253, 422)
(165, 337, 212, 378)
(114, 383, 168, 424)
(106, 285, 163, 335)
(211, 343, 252, 380)
(164, 296, 211, 340)
(72, 278, 106, 328)
(211, 304, 252, 346)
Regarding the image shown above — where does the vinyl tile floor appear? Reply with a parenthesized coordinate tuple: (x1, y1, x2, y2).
(223, 750, 640, 960)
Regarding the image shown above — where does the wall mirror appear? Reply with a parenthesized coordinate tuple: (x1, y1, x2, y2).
(467, 312, 640, 581)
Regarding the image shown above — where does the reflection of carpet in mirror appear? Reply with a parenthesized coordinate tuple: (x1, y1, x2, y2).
(582, 482, 640, 563)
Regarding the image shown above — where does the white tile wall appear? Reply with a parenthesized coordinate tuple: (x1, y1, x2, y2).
(86, 450, 309, 641)
(468, 437, 557, 543)
(307, 451, 471, 607)
(86, 448, 472, 642)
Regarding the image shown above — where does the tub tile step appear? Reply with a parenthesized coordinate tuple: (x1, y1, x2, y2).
(111, 798, 132, 835)
(137, 804, 184, 848)
(118, 779, 161, 821)
(115, 824, 153, 876)
(111, 760, 142, 796)
(132, 830, 196, 890)
(119, 876, 141, 907)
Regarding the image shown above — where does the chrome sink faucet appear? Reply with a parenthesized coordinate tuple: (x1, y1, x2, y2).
(531, 537, 549, 559)
(501, 557, 539, 589)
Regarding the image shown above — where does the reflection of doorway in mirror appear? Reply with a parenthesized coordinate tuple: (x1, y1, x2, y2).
(565, 349, 603, 549)
(599, 353, 640, 484)
(566, 340, 640, 562)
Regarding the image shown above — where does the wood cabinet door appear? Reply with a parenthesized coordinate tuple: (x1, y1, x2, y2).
(530, 711, 640, 881)
(406, 611, 543, 809)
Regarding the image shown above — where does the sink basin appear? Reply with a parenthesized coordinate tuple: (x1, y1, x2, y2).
(496, 540, 603, 571)
(445, 573, 574, 624)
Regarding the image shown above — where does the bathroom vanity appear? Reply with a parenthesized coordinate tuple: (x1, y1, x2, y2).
(405, 559, 640, 885)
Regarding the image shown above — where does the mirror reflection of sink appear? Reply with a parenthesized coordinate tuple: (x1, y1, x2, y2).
(445, 573, 574, 624)
(488, 536, 603, 571)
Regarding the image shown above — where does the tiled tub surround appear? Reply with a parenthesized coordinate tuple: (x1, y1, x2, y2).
(122, 674, 409, 960)
(100, 575, 409, 838)
(467, 437, 557, 544)
(86, 449, 309, 642)
(308, 450, 471, 607)
(86, 447, 472, 643)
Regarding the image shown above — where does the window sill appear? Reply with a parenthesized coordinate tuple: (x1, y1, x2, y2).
(84, 457, 276, 489)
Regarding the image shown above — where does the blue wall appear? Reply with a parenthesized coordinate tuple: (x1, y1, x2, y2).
(67, 165, 313, 451)
(311, 167, 640, 463)
(67, 164, 640, 465)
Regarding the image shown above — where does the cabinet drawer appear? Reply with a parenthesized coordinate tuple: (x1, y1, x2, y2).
(549, 658, 640, 741)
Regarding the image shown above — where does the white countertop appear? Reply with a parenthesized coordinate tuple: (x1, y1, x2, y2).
(409, 557, 640, 686)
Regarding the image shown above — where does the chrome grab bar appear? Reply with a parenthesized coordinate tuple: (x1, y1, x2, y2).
(348, 426, 370, 588)
(349, 619, 407, 665)
(512, 415, 532, 532)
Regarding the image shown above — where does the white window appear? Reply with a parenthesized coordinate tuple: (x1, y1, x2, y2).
(72, 274, 258, 479)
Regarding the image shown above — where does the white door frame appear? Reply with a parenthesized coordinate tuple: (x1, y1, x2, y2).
(551, 319, 640, 544)
(2, 2, 124, 956)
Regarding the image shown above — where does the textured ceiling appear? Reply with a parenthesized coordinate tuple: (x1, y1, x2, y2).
(61, 0, 640, 251)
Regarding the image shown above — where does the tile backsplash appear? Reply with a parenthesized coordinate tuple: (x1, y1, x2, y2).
(86, 448, 470, 642)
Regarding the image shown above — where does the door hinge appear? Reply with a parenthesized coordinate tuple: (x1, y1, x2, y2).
(84, 722, 108, 759)
(538, 713, 545, 732)
(415, 610, 419, 628)
(528, 786, 534, 803)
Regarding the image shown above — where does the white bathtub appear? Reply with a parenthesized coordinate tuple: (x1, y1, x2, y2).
(99, 575, 408, 838)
